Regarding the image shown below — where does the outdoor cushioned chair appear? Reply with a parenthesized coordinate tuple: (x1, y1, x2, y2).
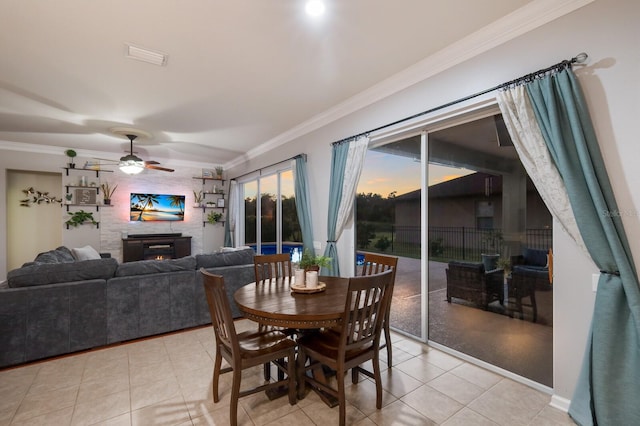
(511, 247, 552, 291)
(445, 261, 504, 309)
(201, 269, 296, 426)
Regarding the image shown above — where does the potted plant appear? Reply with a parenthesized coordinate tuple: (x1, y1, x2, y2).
(65, 210, 97, 227)
(100, 182, 117, 205)
(298, 248, 331, 272)
(207, 211, 223, 224)
(481, 229, 503, 271)
(193, 190, 203, 207)
(497, 256, 512, 277)
(65, 149, 77, 168)
(215, 166, 223, 179)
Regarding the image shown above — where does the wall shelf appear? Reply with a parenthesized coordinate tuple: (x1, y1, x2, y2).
(64, 204, 113, 211)
(66, 221, 100, 230)
(202, 220, 225, 227)
(64, 167, 113, 177)
(193, 176, 225, 185)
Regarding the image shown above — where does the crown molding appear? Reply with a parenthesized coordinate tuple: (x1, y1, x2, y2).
(229, 0, 594, 169)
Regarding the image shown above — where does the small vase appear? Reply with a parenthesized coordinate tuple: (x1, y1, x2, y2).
(104, 199, 111, 205)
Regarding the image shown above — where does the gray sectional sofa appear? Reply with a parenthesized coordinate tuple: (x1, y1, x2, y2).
(0, 247, 256, 368)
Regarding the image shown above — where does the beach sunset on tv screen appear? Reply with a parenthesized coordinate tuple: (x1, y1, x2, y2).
(130, 193, 185, 221)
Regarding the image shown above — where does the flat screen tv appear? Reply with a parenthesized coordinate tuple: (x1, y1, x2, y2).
(130, 193, 185, 221)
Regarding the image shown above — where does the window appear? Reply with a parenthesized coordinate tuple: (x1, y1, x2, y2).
(240, 169, 302, 258)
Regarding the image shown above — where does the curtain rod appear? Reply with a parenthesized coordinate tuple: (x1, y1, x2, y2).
(331, 52, 588, 146)
(230, 153, 306, 181)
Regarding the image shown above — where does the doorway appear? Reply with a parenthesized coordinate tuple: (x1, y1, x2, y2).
(426, 114, 553, 387)
(7, 170, 63, 270)
(356, 111, 554, 387)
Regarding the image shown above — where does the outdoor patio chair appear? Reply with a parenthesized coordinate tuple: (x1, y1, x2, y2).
(445, 261, 504, 310)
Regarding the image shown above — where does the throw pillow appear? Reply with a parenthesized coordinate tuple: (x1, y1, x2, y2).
(72, 245, 101, 261)
(34, 246, 76, 264)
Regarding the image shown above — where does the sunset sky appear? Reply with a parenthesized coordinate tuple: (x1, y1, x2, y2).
(357, 150, 475, 197)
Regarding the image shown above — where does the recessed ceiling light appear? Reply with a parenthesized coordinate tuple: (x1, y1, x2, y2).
(305, 0, 325, 17)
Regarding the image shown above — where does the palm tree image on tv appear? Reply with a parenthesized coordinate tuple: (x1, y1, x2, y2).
(130, 193, 185, 221)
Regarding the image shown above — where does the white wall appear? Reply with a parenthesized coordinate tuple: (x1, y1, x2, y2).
(226, 0, 640, 402)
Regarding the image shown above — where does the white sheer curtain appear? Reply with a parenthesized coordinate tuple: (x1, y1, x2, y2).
(335, 136, 369, 237)
(323, 136, 369, 275)
(497, 86, 587, 254)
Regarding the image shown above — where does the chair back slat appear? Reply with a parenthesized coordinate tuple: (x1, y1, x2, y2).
(254, 253, 293, 282)
(361, 253, 398, 283)
(201, 269, 239, 354)
(341, 269, 393, 354)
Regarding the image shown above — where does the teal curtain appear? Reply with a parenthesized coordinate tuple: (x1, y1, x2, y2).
(323, 141, 350, 276)
(293, 155, 314, 253)
(526, 69, 640, 425)
(223, 180, 236, 247)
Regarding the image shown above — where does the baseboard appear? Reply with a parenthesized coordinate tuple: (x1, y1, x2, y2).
(550, 394, 571, 412)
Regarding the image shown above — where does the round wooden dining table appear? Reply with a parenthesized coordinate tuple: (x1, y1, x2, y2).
(233, 275, 349, 329)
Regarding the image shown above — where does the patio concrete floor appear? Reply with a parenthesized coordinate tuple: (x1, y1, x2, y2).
(385, 256, 553, 387)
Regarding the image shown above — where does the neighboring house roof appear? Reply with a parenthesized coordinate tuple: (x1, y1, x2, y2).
(394, 172, 501, 201)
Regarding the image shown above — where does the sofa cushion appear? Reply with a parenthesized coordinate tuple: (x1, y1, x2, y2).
(7, 258, 118, 288)
(115, 256, 197, 277)
(33, 246, 76, 264)
(195, 248, 254, 269)
(523, 248, 548, 268)
(72, 245, 102, 261)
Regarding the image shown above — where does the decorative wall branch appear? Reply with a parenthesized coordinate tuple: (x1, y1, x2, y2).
(19, 187, 62, 207)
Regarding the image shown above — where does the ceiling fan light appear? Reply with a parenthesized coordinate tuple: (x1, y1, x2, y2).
(119, 160, 145, 175)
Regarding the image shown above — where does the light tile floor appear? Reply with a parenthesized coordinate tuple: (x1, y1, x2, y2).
(0, 320, 576, 425)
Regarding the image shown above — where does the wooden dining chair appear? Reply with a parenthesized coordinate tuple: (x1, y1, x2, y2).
(253, 252, 295, 380)
(201, 269, 297, 426)
(361, 253, 398, 367)
(296, 269, 394, 426)
(254, 253, 293, 282)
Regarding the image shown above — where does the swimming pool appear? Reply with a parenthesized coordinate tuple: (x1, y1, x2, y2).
(249, 243, 365, 264)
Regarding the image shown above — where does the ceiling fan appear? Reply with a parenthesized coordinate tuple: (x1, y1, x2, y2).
(97, 130, 174, 174)
(119, 134, 174, 174)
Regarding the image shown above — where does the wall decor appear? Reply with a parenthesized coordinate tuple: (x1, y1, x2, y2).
(130, 193, 185, 221)
(19, 187, 62, 207)
(75, 188, 97, 205)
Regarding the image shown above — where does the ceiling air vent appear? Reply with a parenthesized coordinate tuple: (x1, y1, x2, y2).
(125, 44, 168, 66)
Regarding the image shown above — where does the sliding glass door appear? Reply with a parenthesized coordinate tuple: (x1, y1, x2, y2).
(355, 111, 553, 387)
(426, 114, 554, 387)
(240, 169, 302, 258)
(355, 136, 423, 338)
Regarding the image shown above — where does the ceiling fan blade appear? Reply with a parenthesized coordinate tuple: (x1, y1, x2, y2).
(143, 160, 160, 165)
(145, 164, 174, 172)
